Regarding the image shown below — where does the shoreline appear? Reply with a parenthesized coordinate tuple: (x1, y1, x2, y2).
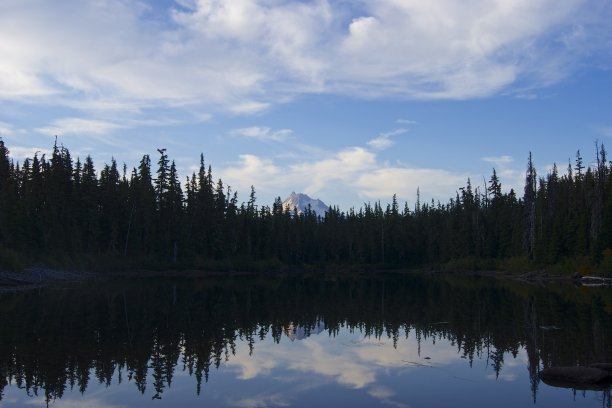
(0, 268, 92, 292)
(1, 265, 610, 292)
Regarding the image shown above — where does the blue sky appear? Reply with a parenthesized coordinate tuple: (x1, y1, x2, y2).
(1, 0, 611, 209)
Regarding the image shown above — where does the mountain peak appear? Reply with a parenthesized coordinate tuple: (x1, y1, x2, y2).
(282, 192, 329, 215)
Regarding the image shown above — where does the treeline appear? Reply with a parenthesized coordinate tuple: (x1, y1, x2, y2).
(0, 138, 611, 272)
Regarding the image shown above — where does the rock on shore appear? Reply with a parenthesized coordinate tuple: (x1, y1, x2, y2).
(540, 365, 612, 390)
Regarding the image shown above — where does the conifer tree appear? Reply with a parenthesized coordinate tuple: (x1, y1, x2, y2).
(524, 153, 537, 259)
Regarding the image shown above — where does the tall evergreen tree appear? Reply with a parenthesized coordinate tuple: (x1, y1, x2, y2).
(524, 153, 537, 259)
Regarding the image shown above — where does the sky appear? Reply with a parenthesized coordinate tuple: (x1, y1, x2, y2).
(1, 0, 611, 210)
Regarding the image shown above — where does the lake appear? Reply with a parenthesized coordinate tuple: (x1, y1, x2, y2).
(0, 273, 611, 407)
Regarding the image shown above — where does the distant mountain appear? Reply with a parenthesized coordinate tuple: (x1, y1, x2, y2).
(282, 192, 329, 215)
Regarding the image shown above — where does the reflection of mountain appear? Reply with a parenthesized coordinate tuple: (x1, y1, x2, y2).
(284, 321, 326, 341)
(0, 275, 611, 404)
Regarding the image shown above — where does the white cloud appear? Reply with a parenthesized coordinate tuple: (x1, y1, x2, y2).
(220, 147, 377, 201)
(289, 147, 377, 194)
(4, 146, 51, 161)
(357, 168, 468, 203)
(221, 154, 284, 193)
(481, 155, 524, 193)
(333, 0, 593, 99)
(220, 142, 478, 207)
(0, 0, 607, 119)
(232, 127, 293, 142)
(367, 129, 407, 150)
(497, 169, 524, 195)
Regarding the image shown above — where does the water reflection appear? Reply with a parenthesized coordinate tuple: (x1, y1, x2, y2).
(0, 274, 611, 407)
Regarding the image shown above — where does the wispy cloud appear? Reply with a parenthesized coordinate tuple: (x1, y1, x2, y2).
(35, 118, 123, 146)
(231, 127, 293, 142)
(0, 122, 27, 140)
(367, 129, 408, 150)
(395, 119, 417, 125)
(230, 102, 271, 115)
(482, 155, 514, 168)
(598, 126, 612, 139)
(513, 93, 539, 100)
(35, 118, 122, 136)
(0, 121, 16, 136)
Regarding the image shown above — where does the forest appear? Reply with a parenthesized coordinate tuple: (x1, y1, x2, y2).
(0, 137, 611, 274)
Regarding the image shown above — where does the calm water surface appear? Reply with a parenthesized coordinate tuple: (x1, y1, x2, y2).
(0, 274, 611, 407)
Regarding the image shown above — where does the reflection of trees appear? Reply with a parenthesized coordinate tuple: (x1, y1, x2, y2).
(0, 275, 610, 404)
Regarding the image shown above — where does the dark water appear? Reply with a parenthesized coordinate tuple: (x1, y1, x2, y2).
(1, 274, 611, 407)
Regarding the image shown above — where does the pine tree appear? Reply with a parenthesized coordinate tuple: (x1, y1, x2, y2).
(524, 153, 537, 259)
(167, 161, 183, 263)
(77, 156, 99, 253)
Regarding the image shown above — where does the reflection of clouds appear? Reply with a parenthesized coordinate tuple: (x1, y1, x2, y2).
(226, 336, 376, 388)
(368, 386, 410, 408)
(228, 393, 291, 408)
(487, 372, 518, 382)
(290, 340, 376, 388)
(227, 330, 462, 392)
(354, 336, 459, 369)
(230, 348, 279, 380)
(369, 385, 395, 399)
(9, 330, 535, 407)
(24, 397, 127, 408)
(224, 330, 534, 408)
(484, 350, 528, 382)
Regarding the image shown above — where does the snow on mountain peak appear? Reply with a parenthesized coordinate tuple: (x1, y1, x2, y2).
(282, 192, 329, 215)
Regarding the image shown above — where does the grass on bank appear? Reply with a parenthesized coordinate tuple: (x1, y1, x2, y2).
(1, 244, 611, 277)
(440, 254, 611, 277)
